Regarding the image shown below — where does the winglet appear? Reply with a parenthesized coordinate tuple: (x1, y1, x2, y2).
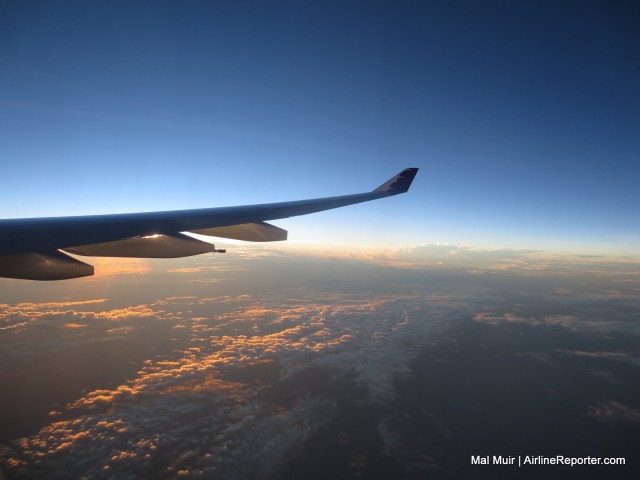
(373, 167, 419, 194)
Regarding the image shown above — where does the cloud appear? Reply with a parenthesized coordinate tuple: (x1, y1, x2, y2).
(472, 310, 640, 337)
(0, 291, 451, 479)
(557, 350, 640, 367)
(106, 326, 139, 336)
(473, 312, 539, 326)
(585, 401, 640, 424)
(389, 244, 540, 269)
(0, 300, 158, 334)
(0, 299, 108, 333)
(167, 266, 245, 274)
(90, 305, 156, 321)
(1, 249, 638, 479)
(0, 299, 107, 320)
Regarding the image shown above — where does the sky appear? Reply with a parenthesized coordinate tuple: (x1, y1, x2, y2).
(1, 0, 639, 255)
(2, 4, 640, 477)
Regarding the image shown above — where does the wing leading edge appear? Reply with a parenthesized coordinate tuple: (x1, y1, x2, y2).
(0, 167, 418, 280)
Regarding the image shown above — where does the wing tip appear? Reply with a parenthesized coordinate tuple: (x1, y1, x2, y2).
(373, 167, 419, 194)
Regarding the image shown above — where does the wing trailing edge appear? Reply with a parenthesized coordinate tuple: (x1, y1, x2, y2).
(64, 233, 223, 258)
(190, 222, 287, 242)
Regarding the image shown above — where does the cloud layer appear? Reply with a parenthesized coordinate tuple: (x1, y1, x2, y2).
(1, 249, 639, 479)
(1, 288, 451, 479)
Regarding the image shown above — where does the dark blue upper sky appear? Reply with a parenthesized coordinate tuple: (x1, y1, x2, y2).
(1, 0, 638, 253)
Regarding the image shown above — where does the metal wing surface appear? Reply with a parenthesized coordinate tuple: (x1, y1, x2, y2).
(0, 167, 418, 280)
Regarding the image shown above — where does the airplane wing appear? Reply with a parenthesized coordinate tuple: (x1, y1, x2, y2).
(0, 167, 418, 280)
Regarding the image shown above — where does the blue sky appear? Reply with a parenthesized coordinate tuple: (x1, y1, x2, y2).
(1, 0, 638, 254)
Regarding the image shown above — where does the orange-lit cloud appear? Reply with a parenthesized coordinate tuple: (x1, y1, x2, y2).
(0, 299, 158, 333)
(1, 291, 451, 478)
(0, 299, 108, 332)
(91, 305, 155, 321)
